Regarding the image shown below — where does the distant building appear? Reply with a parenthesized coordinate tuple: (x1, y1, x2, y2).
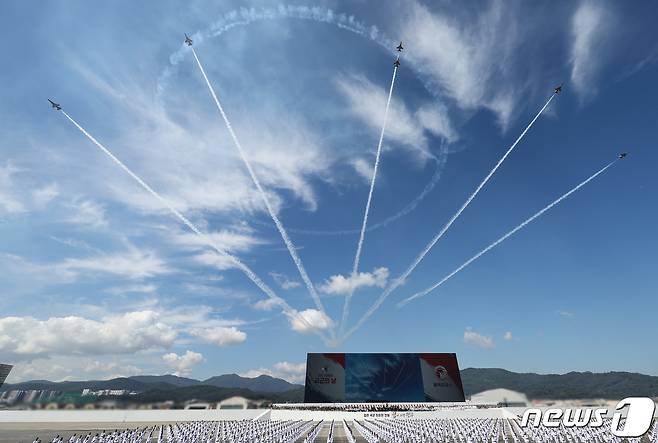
(185, 402, 212, 410)
(218, 396, 269, 409)
(470, 388, 529, 407)
(0, 364, 12, 388)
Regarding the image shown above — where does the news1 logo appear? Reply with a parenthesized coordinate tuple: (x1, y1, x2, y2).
(521, 397, 656, 437)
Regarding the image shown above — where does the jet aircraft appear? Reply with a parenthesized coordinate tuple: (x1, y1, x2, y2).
(185, 33, 193, 46)
(48, 99, 61, 110)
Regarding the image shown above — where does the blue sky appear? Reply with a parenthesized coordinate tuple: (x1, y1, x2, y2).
(1, 0, 658, 383)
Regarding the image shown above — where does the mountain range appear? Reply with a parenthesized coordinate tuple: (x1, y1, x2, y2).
(1, 373, 299, 394)
(3, 369, 658, 401)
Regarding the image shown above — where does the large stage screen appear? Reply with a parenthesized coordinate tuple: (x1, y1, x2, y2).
(304, 353, 465, 403)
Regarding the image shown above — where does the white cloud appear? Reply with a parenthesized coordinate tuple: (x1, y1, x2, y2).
(287, 309, 334, 335)
(252, 297, 283, 311)
(570, 2, 610, 95)
(162, 350, 205, 377)
(64, 198, 108, 228)
(189, 326, 247, 347)
(0, 311, 177, 358)
(0, 248, 168, 289)
(269, 272, 301, 290)
(400, 1, 520, 128)
(6, 360, 74, 383)
(336, 74, 455, 158)
(558, 310, 575, 319)
(78, 68, 332, 216)
(0, 162, 26, 214)
(193, 250, 239, 271)
(350, 157, 375, 184)
(318, 267, 389, 296)
(241, 361, 306, 384)
(503, 331, 513, 341)
(464, 327, 495, 349)
(173, 228, 265, 254)
(59, 249, 170, 280)
(106, 284, 159, 296)
(32, 183, 59, 208)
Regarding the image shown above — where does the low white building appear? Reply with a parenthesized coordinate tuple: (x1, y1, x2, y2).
(218, 396, 252, 410)
(470, 388, 529, 407)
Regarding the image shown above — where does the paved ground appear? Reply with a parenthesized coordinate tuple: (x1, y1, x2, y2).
(0, 421, 365, 443)
(293, 420, 364, 443)
(0, 423, 166, 443)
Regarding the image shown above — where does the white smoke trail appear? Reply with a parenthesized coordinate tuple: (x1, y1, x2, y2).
(189, 47, 334, 338)
(339, 64, 398, 335)
(341, 92, 557, 343)
(399, 159, 619, 306)
(60, 110, 330, 343)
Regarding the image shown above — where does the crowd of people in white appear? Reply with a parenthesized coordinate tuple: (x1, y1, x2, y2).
(272, 403, 475, 412)
(355, 417, 658, 443)
(28, 418, 658, 443)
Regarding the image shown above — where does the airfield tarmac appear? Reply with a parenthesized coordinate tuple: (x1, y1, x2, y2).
(0, 422, 162, 443)
(0, 421, 360, 443)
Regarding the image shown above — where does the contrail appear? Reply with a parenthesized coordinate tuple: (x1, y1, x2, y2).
(341, 92, 557, 342)
(339, 63, 398, 335)
(189, 47, 335, 338)
(399, 158, 620, 306)
(60, 110, 330, 343)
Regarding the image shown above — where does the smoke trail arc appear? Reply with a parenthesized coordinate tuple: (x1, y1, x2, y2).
(341, 92, 558, 343)
(60, 110, 330, 343)
(253, 150, 449, 236)
(159, 6, 452, 238)
(189, 47, 333, 338)
(398, 158, 620, 306)
(340, 64, 399, 335)
(158, 6, 431, 100)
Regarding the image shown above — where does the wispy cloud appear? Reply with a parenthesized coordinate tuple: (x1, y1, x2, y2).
(0, 162, 27, 214)
(269, 272, 301, 290)
(570, 2, 611, 96)
(400, 0, 521, 128)
(59, 248, 171, 280)
(64, 198, 108, 228)
(336, 73, 455, 158)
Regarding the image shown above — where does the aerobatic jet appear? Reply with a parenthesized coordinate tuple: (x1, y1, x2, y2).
(393, 57, 400, 67)
(396, 42, 404, 52)
(554, 84, 563, 94)
(185, 33, 193, 46)
(48, 99, 61, 110)
(619, 153, 627, 159)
